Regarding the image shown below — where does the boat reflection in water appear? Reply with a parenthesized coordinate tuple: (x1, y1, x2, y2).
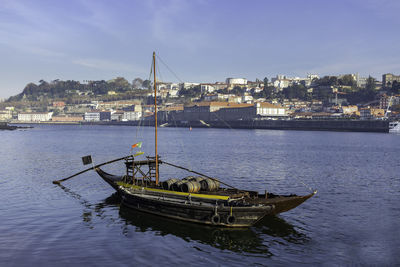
(58, 184, 308, 255)
(113, 194, 308, 254)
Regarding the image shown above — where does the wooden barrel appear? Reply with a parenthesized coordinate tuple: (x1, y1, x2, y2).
(189, 176, 205, 183)
(200, 178, 220, 191)
(171, 180, 186, 191)
(161, 178, 179, 190)
(212, 178, 220, 189)
(182, 176, 195, 181)
(180, 181, 201, 193)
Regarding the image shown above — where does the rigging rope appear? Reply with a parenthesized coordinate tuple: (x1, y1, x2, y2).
(151, 54, 195, 172)
(155, 54, 184, 83)
(169, 112, 193, 172)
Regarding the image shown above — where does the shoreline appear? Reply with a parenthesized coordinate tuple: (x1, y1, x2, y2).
(9, 119, 389, 133)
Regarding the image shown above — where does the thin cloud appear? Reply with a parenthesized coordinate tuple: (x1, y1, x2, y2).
(72, 58, 146, 74)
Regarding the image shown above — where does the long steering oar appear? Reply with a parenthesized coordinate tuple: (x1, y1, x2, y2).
(52, 155, 131, 185)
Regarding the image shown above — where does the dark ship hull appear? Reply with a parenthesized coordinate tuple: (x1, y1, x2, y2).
(95, 167, 315, 228)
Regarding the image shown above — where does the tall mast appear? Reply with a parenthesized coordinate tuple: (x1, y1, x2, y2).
(153, 52, 159, 185)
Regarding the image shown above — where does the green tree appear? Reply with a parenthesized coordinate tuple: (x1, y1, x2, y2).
(109, 77, 131, 92)
(263, 77, 269, 89)
(142, 80, 151, 89)
(264, 86, 274, 99)
(283, 84, 307, 100)
(365, 75, 376, 91)
(391, 81, 400, 94)
(314, 76, 338, 86)
(179, 85, 201, 98)
(338, 74, 356, 87)
(231, 85, 244, 96)
(132, 78, 144, 89)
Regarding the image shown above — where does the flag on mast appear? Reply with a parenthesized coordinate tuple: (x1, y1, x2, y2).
(131, 142, 142, 149)
(133, 151, 144, 157)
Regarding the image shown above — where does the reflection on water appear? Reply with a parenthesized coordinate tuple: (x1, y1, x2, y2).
(59, 183, 308, 255)
(118, 197, 309, 255)
(60, 180, 308, 256)
(119, 204, 272, 255)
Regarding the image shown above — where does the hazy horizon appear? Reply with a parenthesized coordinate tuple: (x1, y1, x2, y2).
(1, 0, 400, 99)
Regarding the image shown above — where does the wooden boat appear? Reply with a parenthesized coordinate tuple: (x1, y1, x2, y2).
(92, 52, 316, 227)
(0, 122, 17, 130)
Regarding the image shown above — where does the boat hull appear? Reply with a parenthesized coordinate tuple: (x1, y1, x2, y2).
(95, 168, 315, 227)
(119, 189, 271, 227)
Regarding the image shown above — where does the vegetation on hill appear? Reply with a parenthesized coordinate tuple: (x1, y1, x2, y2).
(6, 77, 151, 102)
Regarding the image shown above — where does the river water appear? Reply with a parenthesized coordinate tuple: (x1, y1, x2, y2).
(0, 125, 399, 266)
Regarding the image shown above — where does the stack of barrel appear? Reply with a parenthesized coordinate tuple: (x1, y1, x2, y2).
(161, 176, 220, 193)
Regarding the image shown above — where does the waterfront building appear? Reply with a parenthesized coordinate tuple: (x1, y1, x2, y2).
(157, 105, 184, 121)
(216, 102, 286, 121)
(122, 111, 142, 121)
(52, 115, 83, 122)
(84, 111, 100, 121)
(282, 99, 309, 111)
(18, 112, 53, 122)
(111, 111, 124, 121)
(360, 107, 385, 120)
(100, 111, 111, 121)
(255, 102, 286, 117)
(341, 105, 359, 116)
(183, 102, 231, 121)
(290, 112, 334, 119)
(0, 107, 13, 121)
(215, 103, 254, 121)
(98, 100, 141, 110)
(0, 110, 12, 121)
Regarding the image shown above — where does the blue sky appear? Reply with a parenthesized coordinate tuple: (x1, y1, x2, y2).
(1, 0, 400, 98)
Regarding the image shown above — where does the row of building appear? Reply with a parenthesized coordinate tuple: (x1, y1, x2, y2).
(7, 98, 394, 124)
(155, 73, 398, 97)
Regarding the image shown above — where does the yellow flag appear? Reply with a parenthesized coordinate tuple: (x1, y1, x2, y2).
(133, 151, 144, 157)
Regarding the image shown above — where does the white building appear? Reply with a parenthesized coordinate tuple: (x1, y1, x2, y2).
(256, 102, 286, 117)
(180, 82, 200, 89)
(122, 111, 142, 121)
(226, 78, 247, 85)
(111, 111, 124, 121)
(18, 112, 53, 122)
(242, 95, 254, 103)
(168, 89, 179, 98)
(271, 74, 319, 89)
(0, 110, 12, 120)
(84, 111, 100, 121)
(200, 84, 216, 93)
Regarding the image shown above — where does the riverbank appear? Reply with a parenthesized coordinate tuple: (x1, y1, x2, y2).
(10, 119, 389, 132)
